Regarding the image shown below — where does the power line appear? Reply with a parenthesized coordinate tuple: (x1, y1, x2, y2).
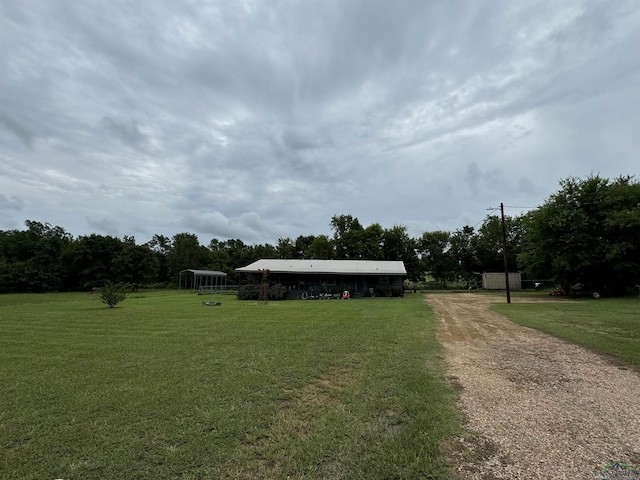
(488, 205, 537, 210)
(471, 218, 485, 229)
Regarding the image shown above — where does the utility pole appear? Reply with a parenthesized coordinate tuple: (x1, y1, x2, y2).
(500, 203, 511, 304)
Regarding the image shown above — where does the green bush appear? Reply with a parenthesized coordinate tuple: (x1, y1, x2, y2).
(100, 281, 130, 308)
(237, 284, 259, 300)
(390, 286, 404, 297)
(237, 284, 287, 301)
(371, 285, 403, 297)
(267, 283, 287, 300)
(374, 285, 391, 297)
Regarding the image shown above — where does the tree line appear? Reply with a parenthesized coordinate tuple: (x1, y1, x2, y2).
(1, 175, 639, 294)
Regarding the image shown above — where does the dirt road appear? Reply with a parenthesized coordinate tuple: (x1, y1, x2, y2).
(426, 293, 640, 479)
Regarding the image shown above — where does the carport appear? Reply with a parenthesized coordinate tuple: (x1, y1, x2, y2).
(179, 269, 227, 291)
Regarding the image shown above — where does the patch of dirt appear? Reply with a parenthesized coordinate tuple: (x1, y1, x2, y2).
(427, 293, 640, 479)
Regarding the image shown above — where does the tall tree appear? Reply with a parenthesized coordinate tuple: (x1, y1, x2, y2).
(0, 221, 73, 292)
(148, 234, 172, 255)
(307, 235, 333, 259)
(294, 235, 316, 259)
(147, 234, 172, 284)
(223, 239, 256, 269)
(253, 243, 278, 260)
(449, 226, 478, 282)
(68, 234, 124, 289)
(166, 233, 211, 282)
(417, 231, 454, 282)
(330, 214, 364, 259)
(360, 223, 385, 259)
(382, 225, 421, 281)
(473, 215, 525, 273)
(276, 237, 296, 259)
(24, 222, 73, 292)
(519, 175, 640, 293)
(208, 238, 232, 274)
(113, 242, 159, 286)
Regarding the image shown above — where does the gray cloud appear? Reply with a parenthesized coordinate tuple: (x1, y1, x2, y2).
(85, 217, 121, 237)
(0, 0, 638, 244)
(181, 211, 286, 243)
(0, 193, 25, 211)
(100, 116, 148, 149)
(0, 111, 35, 148)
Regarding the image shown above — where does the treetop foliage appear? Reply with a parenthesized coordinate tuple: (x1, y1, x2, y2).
(518, 175, 640, 293)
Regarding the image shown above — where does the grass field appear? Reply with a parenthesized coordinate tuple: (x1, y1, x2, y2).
(492, 297, 640, 367)
(0, 291, 460, 480)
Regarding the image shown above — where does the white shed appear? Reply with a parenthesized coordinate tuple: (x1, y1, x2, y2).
(482, 272, 522, 290)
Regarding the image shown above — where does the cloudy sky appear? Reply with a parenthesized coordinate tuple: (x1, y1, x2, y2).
(1, 0, 639, 245)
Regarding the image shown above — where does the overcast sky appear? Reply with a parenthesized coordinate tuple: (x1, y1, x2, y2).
(1, 0, 639, 245)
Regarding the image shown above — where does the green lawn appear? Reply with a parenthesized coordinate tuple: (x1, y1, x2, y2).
(492, 297, 640, 366)
(0, 291, 460, 480)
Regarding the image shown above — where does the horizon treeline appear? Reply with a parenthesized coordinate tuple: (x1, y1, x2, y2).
(1, 175, 639, 294)
(0, 213, 522, 293)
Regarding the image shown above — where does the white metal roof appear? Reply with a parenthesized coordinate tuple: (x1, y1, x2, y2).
(236, 259, 407, 275)
(180, 269, 227, 277)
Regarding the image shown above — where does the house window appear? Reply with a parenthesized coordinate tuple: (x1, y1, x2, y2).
(379, 276, 389, 284)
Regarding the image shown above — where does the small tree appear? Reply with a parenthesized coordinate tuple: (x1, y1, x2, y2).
(100, 281, 130, 308)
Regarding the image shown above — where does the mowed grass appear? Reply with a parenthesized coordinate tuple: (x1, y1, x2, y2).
(492, 297, 640, 366)
(0, 291, 460, 480)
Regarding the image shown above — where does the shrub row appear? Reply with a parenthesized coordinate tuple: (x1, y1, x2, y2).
(362, 285, 404, 297)
(237, 284, 287, 300)
(238, 284, 403, 300)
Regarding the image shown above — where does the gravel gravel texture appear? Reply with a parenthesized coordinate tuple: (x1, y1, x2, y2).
(426, 293, 640, 480)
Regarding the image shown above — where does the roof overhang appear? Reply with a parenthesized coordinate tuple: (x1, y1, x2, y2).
(236, 259, 407, 276)
(180, 269, 227, 277)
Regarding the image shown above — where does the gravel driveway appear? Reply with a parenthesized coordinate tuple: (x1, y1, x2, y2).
(426, 293, 640, 479)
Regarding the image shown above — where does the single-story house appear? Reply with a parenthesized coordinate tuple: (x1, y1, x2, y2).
(236, 259, 407, 298)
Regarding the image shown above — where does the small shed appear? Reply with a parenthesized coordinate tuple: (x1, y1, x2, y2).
(482, 272, 522, 290)
(179, 269, 227, 291)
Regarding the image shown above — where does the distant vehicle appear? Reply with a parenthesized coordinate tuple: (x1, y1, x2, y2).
(549, 287, 565, 296)
(549, 284, 607, 299)
(568, 284, 607, 299)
